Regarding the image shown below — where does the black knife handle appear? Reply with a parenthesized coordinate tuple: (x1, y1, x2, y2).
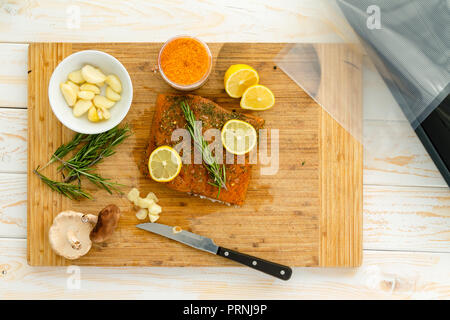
(217, 247, 292, 281)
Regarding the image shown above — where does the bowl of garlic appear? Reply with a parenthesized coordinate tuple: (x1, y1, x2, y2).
(48, 50, 133, 134)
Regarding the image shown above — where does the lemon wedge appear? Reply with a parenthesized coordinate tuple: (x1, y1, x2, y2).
(224, 64, 259, 98)
(240, 84, 275, 110)
(148, 146, 182, 182)
(221, 119, 257, 155)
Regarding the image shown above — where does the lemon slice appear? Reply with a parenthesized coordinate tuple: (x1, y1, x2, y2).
(224, 64, 259, 98)
(221, 120, 257, 155)
(148, 146, 182, 182)
(240, 84, 275, 110)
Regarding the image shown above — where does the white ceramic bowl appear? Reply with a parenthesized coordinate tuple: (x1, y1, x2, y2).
(48, 50, 133, 134)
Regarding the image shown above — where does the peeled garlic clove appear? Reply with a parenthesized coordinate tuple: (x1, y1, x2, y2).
(80, 83, 100, 94)
(106, 86, 121, 101)
(60, 83, 77, 107)
(101, 108, 111, 120)
(87, 106, 100, 122)
(149, 203, 162, 215)
(77, 90, 95, 100)
(105, 74, 122, 93)
(73, 99, 92, 117)
(145, 192, 158, 203)
(98, 107, 105, 120)
(127, 188, 140, 203)
(81, 65, 106, 84)
(136, 208, 148, 220)
(137, 197, 155, 209)
(68, 70, 85, 84)
(96, 81, 105, 87)
(93, 95, 115, 109)
(66, 81, 80, 94)
(149, 214, 159, 223)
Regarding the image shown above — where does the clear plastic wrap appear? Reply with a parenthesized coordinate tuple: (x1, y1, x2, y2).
(275, 0, 449, 145)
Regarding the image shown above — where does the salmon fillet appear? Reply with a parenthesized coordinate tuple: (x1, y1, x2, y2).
(144, 94, 264, 206)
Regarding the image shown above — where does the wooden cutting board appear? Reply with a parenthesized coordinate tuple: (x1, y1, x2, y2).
(27, 43, 362, 267)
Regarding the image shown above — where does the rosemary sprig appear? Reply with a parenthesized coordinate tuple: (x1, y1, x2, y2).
(59, 124, 131, 184)
(54, 154, 124, 194)
(34, 167, 92, 200)
(42, 132, 89, 169)
(34, 124, 131, 200)
(180, 101, 226, 197)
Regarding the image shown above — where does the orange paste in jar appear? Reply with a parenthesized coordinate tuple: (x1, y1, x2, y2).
(160, 37, 210, 85)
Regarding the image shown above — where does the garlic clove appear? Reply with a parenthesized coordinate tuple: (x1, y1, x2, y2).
(106, 86, 121, 101)
(149, 214, 160, 223)
(93, 95, 115, 109)
(149, 203, 162, 215)
(77, 90, 95, 100)
(68, 69, 85, 84)
(105, 74, 122, 93)
(81, 65, 106, 84)
(87, 106, 100, 122)
(60, 83, 77, 107)
(145, 192, 159, 203)
(136, 208, 148, 220)
(127, 188, 140, 203)
(80, 83, 100, 94)
(66, 81, 80, 94)
(73, 99, 93, 117)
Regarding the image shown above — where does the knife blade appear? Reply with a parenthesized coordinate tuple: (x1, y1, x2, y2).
(136, 222, 219, 254)
(136, 223, 292, 281)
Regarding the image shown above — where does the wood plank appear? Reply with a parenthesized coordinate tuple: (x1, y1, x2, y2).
(0, 108, 27, 173)
(1, 239, 449, 299)
(364, 185, 450, 253)
(0, 44, 28, 109)
(316, 44, 363, 266)
(0, 174, 27, 238)
(364, 120, 447, 188)
(27, 42, 362, 267)
(0, 0, 342, 43)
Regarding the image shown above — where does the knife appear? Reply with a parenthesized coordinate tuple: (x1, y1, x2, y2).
(137, 223, 292, 281)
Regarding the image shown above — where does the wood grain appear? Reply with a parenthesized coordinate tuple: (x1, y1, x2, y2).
(0, 44, 28, 109)
(0, 108, 27, 173)
(0, 1, 343, 43)
(316, 44, 363, 266)
(2, 239, 450, 299)
(27, 42, 362, 267)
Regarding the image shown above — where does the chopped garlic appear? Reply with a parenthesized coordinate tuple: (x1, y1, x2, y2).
(135, 208, 148, 220)
(127, 188, 140, 203)
(172, 226, 182, 234)
(149, 214, 160, 223)
(137, 197, 155, 209)
(128, 188, 162, 223)
(148, 203, 162, 215)
(145, 192, 159, 203)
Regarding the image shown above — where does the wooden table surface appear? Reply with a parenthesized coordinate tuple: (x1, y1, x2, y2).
(0, 0, 448, 299)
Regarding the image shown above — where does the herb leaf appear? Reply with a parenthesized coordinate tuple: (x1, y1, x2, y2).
(34, 124, 131, 200)
(180, 101, 226, 197)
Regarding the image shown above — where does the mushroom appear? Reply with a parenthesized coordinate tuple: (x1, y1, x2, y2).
(49, 204, 121, 260)
(90, 204, 121, 243)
